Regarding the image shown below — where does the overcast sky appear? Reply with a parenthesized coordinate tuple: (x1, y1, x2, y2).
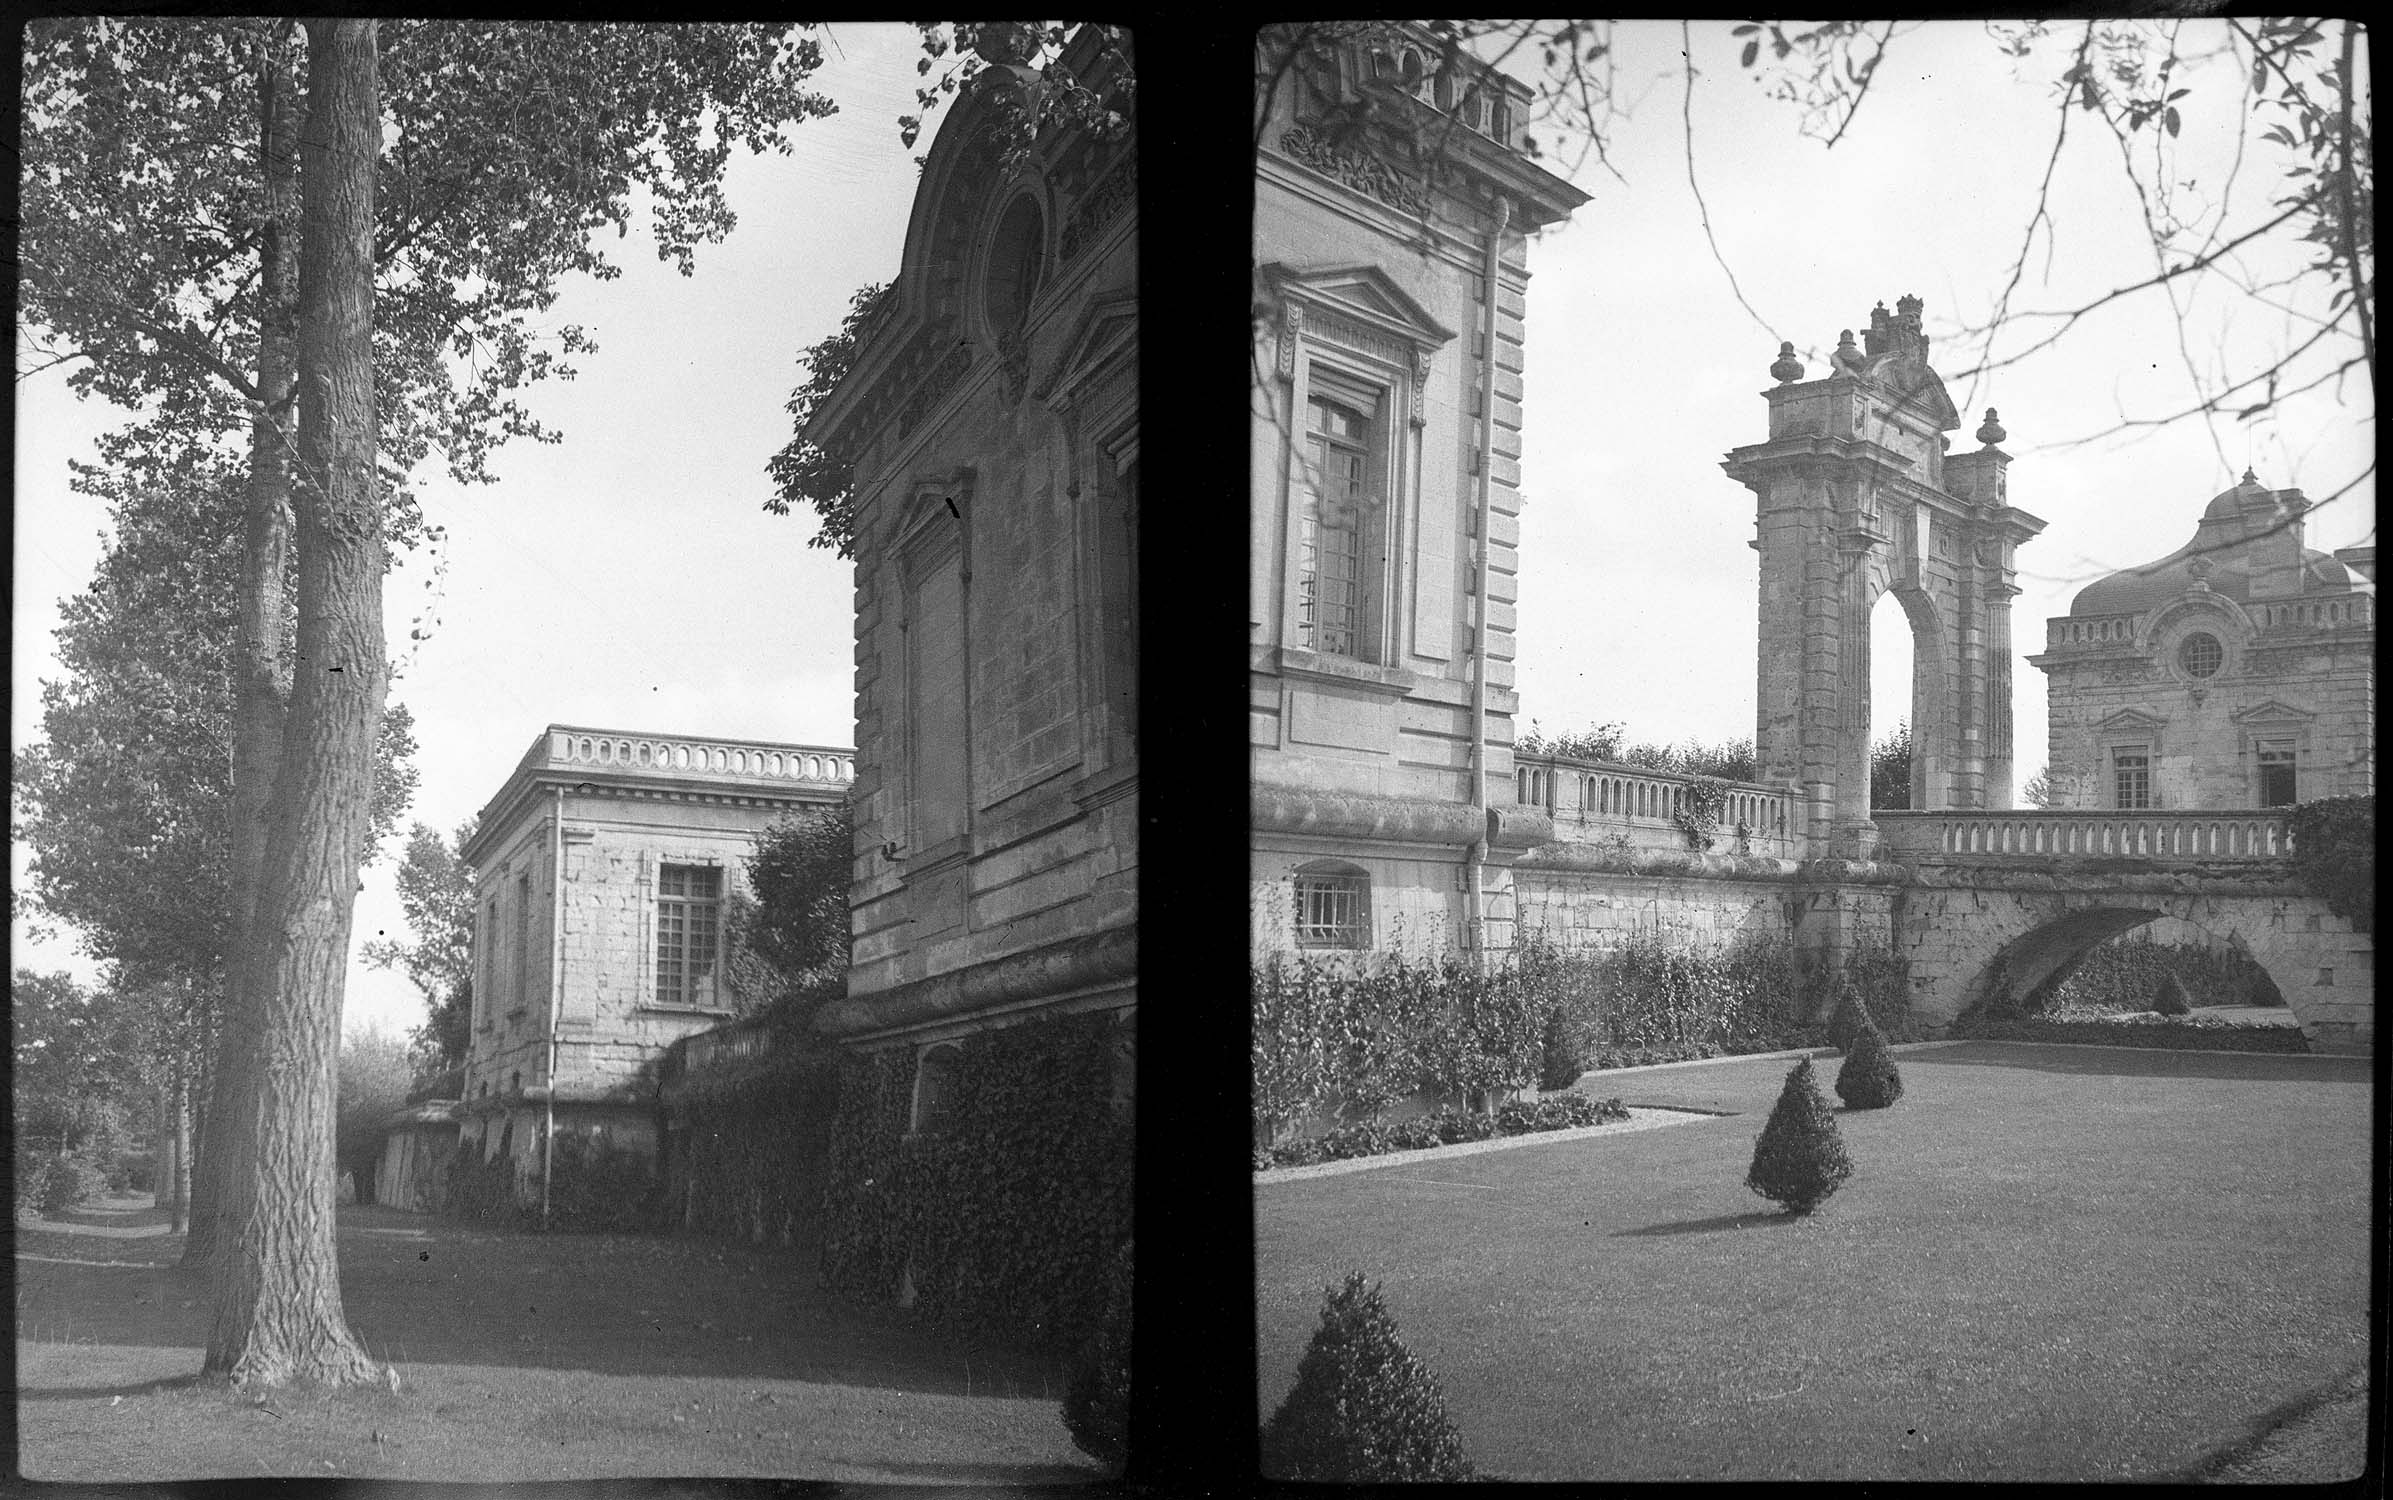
(13, 23, 933, 1041)
(1506, 20, 2373, 766)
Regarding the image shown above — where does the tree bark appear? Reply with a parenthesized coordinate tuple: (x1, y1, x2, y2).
(203, 17, 385, 1387)
(169, 1062, 192, 1234)
(185, 23, 304, 1274)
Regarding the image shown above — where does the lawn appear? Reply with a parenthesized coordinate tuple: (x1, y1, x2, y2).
(1254, 1041, 2373, 1483)
(15, 1196, 1103, 1484)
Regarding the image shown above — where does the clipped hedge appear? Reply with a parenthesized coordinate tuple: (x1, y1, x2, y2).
(1254, 930, 1910, 1143)
(818, 1010, 1133, 1354)
(440, 1128, 525, 1227)
(545, 1129, 663, 1232)
(1954, 1010, 2311, 1053)
(1254, 1093, 1630, 1171)
(2042, 933, 2282, 1012)
(662, 1044, 840, 1247)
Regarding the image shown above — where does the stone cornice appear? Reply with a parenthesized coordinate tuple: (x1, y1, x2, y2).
(815, 923, 1136, 1040)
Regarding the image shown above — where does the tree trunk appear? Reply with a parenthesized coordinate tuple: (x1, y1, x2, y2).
(186, 23, 304, 1274)
(170, 1062, 192, 1235)
(203, 17, 385, 1388)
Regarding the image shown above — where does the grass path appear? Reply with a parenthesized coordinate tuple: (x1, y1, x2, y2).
(1255, 1041, 2372, 1483)
(15, 1197, 1099, 1483)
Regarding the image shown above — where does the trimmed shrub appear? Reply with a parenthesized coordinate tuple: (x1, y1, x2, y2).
(2152, 972, 2194, 1017)
(1824, 976, 1868, 1052)
(1256, 1096, 1630, 1170)
(1062, 1237, 1132, 1470)
(2248, 966, 2286, 1008)
(2043, 933, 2282, 1012)
(1538, 1005, 1583, 1091)
(1260, 1273, 1474, 1482)
(2287, 795, 2372, 932)
(35, 1151, 110, 1217)
(1834, 1011, 1903, 1109)
(1955, 1011, 2310, 1053)
(1746, 1058, 1853, 1215)
(544, 1128, 662, 1232)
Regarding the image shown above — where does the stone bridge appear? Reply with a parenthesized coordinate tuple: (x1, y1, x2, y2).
(1874, 809, 2372, 1048)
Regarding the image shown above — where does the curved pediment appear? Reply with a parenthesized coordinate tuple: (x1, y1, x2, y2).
(1862, 353, 1961, 432)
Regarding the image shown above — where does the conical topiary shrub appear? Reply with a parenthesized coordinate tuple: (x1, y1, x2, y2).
(1824, 975, 1869, 1052)
(1834, 1007, 1904, 1109)
(2153, 971, 2194, 1016)
(1538, 1005, 1584, 1092)
(1260, 1272, 1474, 1482)
(1746, 1057, 1854, 1215)
(1062, 1237, 1132, 1470)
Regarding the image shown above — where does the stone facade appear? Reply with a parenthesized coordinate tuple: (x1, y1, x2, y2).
(1721, 298, 2046, 856)
(2028, 472, 2375, 810)
(1251, 24, 1587, 961)
(802, 27, 1136, 1094)
(452, 726, 851, 1199)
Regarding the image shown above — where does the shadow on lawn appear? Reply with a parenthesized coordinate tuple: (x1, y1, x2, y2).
(15, 1199, 1067, 1403)
(1614, 1209, 1796, 1238)
(1904, 1041, 2371, 1083)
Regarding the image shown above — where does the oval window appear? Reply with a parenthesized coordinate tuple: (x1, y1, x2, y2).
(984, 195, 1045, 331)
(2178, 632, 2223, 679)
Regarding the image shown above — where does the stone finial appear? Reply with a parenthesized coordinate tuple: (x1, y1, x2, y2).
(2240, 466, 2259, 486)
(1770, 340, 1805, 384)
(1831, 329, 1865, 375)
(1896, 292, 1924, 322)
(1864, 301, 1892, 356)
(1976, 407, 2007, 446)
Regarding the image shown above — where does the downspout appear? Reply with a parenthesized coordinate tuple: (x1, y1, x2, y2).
(1464, 192, 1512, 955)
(541, 783, 563, 1231)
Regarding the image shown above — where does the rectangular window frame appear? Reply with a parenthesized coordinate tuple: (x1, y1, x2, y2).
(1293, 868, 1371, 950)
(2256, 739, 2299, 808)
(654, 862, 725, 1011)
(1285, 359, 1401, 665)
(2112, 746, 2152, 811)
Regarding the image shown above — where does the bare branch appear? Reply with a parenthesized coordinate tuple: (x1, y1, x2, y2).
(1680, 21, 1777, 344)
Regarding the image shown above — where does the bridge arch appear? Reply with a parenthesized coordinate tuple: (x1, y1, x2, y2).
(1899, 878, 2367, 1047)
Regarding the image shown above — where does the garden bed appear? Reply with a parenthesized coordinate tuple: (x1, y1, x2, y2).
(1955, 1009, 2311, 1053)
(1255, 1094, 1631, 1172)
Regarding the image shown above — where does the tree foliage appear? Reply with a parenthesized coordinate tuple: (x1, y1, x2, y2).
(1745, 1056, 1853, 1215)
(1515, 719, 1760, 781)
(360, 820, 478, 1075)
(723, 804, 854, 1024)
(334, 1026, 416, 1198)
(1869, 718, 1913, 812)
(1260, 1272, 1475, 1482)
(764, 282, 889, 559)
(2287, 794, 2373, 933)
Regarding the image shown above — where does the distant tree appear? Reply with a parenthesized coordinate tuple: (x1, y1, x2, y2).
(725, 804, 854, 1024)
(334, 1027, 416, 1205)
(361, 820, 478, 1077)
(2021, 765, 2058, 810)
(1515, 719, 1759, 781)
(1869, 719, 1913, 811)
(765, 282, 889, 560)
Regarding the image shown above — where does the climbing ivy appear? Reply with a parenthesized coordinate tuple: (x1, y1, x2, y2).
(817, 1010, 1133, 1352)
(2288, 795, 2373, 933)
(1671, 776, 1731, 851)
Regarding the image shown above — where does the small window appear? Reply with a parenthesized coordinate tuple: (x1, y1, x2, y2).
(911, 1044, 963, 1135)
(2257, 742, 2298, 807)
(1294, 863, 1371, 949)
(656, 864, 724, 1008)
(2178, 632, 2223, 679)
(2113, 747, 2151, 810)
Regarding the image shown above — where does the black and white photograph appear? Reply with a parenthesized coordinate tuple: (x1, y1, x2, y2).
(1249, 19, 2370, 1484)
(14, 18, 1134, 1484)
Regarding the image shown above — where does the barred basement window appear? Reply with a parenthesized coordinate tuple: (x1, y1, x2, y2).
(2112, 747, 2151, 810)
(1293, 861, 1371, 949)
(655, 864, 723, 1008)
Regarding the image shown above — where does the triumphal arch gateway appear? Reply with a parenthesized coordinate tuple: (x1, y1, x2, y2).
(1722, 296, 2045, 858)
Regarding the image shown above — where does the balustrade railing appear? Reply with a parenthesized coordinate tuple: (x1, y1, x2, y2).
(2046, 612, 2142, 649)
(1874, 809, 2294, 861)
(544, 727, 854, 785)
(2253, 594, 2373, 631)
(1514, 752, 1795, 852)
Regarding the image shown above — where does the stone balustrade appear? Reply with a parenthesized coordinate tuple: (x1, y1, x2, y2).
(543, 727, 855, 785)
(1514, 752, 1796, 853)
(2253, 594, 2372, 631)
(1875, 808, 2294, 861)
(2046, 612, 2141, 649)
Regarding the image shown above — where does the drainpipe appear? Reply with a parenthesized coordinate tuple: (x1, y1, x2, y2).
(1464, 193, 1512, 955)
(541, 783, 563, 1230)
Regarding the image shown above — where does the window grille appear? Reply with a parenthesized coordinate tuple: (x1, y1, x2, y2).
(2177, 632, 2223, 679)
(1294, 866, 1370, 948)
(2113, 748, 2151, 810)
(2258, 743, 2298, 807)
(655, 864, 723, 1008)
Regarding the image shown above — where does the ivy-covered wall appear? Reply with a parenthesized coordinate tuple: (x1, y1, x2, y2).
(659, 1046, 841, 1247)
(819, 1008, 1134, 1353)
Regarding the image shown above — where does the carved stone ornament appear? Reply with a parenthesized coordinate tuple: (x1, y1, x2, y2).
(1770, 341, 1805, 384)
(1412, 346, 1432, 426)
(1277, 302, 1304, 380)
(1277, 123, 1431, 217)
